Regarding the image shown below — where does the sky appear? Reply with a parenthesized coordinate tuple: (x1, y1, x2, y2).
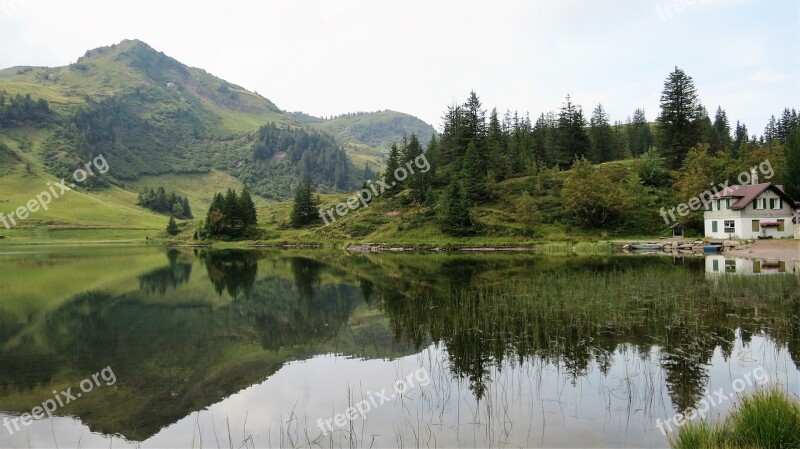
(0, 0, 798, 133)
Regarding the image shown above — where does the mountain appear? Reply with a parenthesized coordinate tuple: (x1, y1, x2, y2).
(0, 39, 436, 203)
(291, 111, 437, 172)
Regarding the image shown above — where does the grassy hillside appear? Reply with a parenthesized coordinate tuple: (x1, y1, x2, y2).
(0, 39, 440, 242)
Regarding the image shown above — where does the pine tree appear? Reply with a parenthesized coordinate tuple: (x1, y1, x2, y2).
(462, 142, 487, 202)
(166, 216, 179, 236)
(628, 108, 654, 157)
(589, 104, 615, 162)
(239, 188, 257, 228)
(776, 108, 798, 144)
(733, 121, 749, 158)
(222, 189, 244, 236)
(555, 95, 590, 168)
(463, 91, 487, 174)
(204, 193, 225, 236)
(440, 178, 472, 235)
(403, 134, 428, 203)
(181, 197, 192, 219)
(712, 106, 732, 153)
(383, 143, 401, 196)
(425, 134, 440, 175)
(784, 126, 800, 200)
(656, 67, 703, 169)
(764, 115, 778, 143)
(290, 177, 319, 228)
(487, 108, 509, 180)
(439, 104, 466, 165)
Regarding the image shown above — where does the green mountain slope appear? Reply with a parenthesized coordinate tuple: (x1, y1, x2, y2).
(0, 40, 437, 241)
(292, 110, 437, 172)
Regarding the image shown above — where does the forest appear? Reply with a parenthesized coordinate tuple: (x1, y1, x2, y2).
(0, 91, 50, 126)
(137, 186, 193, 219)
(296, 67, 799, 237)
(240, 122, 356, 200)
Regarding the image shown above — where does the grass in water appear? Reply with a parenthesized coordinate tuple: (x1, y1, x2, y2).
(671, 389, 800, 449)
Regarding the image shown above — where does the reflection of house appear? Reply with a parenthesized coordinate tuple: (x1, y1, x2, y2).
(705, 255, 797, 276)
(703, 173, 798, 240)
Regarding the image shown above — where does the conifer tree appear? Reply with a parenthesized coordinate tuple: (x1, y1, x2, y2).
(487, 108, 509, 180)
(181, 197, 192, 219)
(555, 95, 590, 168)
(784, 126, 800, 199)
(589, 104, 615, 162)
(441, 178, 472, 235)
(628, 108, 653, 157)
(656, 67, 703, 169)
(239, 187, 257, 228)
(732, 121, 749, 158)
(403, 134, 428, 203)
(290, 177, 319, 228)
(222, 189, 243, 236)
(712, 106, 732, 153)
(383, 143, 402, 197)
(462, 142, 487, 202)
(166, 216, 179, 236)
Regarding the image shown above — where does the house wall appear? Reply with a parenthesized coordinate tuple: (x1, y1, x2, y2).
(704, 191, 796, 239)
(704, 216, 795, 239)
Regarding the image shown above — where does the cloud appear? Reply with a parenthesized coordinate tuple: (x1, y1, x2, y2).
(0, 0, 796, 132)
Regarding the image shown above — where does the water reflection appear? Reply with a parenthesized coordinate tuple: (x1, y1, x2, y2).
(0, 248, 797, 448)
(706, 255, 798, 277)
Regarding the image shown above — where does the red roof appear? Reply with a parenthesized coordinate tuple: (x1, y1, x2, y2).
(709, 183, 796, 210)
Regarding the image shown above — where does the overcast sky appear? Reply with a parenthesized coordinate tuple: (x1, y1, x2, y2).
(1, 0, 797, 133)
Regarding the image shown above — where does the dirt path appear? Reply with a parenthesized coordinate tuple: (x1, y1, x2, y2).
(726, 240, 800, 262)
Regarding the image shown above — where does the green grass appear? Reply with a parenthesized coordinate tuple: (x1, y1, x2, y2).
(671, 389, 800, 449)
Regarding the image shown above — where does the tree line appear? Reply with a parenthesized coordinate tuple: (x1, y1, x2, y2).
(0, 91, 50, 126)
(288, 66, 799, 236)
(138, 186, 193, 219)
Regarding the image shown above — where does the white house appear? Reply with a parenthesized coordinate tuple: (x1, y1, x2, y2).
(704, 172, 798, 240)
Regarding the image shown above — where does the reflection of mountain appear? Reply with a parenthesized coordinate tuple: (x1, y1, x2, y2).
(0, 250, 798, 442)
(0, 250, 415, 441)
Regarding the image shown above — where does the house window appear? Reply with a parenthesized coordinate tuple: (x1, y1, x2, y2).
(725, 260, 736, 273)
(715, 200, 720, 211)
(712, 221, 718, 233)
(754, 198, 767, 210)
(778, 219, 785, 232)
(770, 198, 782, 209)
(725, 199, 731, 209)
(752, 220, 760, 232)
(713, 259, 719, 272)
(724, 220, 735, 233)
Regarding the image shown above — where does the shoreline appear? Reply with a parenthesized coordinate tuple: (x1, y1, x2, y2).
(725, 240, 800, 263)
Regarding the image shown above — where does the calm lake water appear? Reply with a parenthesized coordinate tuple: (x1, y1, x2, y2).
(0, 247, 798, 448)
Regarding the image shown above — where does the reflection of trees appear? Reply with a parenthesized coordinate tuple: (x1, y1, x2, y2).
(291, 257, 322, 301)
(199, 249, 261, 298)
(138, 249, 192, 294)
(0, 252, 370, 441)
(379, 257, 800, 412)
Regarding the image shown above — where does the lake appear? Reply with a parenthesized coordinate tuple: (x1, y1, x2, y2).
(0, 247, 798, 448)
